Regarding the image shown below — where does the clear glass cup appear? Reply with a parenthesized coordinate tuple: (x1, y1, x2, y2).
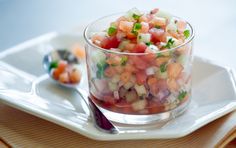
(84, 13, 194, 125)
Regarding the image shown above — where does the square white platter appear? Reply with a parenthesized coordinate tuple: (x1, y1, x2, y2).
(0, 32, 235, 141)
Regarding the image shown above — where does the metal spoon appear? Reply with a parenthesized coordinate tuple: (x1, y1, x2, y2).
(43, 49, 118, 134)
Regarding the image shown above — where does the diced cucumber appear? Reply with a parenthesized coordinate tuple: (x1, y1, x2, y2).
(177, 54, 187, 65)
(157, 70, 168, 79)
(118, 40, 130, 50)
(108, 82, 118, 91)
(131, 99, 147, 111)
(137, 33, 151, 43)
(126, 8, 142, 20)
(154, 9, 172, 20)
(134, 84, 147, 96)
(111, 74, 120, 83)
(91, 50, 106, 64)
(166, 22, 177, 32)
(125, 90, 138, 103)
(148, 45, 159, 52)
(146, 66, 157, 75)
(124, 81, 134, 90)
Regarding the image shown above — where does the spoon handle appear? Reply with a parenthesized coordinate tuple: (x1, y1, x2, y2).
(75, 88, 118, 134)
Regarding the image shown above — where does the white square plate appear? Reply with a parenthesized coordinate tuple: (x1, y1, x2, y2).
(0, 32, 235, 141)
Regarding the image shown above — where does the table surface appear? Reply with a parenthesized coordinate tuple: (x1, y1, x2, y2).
(0, 0, 236, 147)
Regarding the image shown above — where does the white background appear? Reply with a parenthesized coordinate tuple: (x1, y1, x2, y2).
(0, 0, 236, 68)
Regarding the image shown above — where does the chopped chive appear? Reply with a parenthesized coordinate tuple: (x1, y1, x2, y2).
(132, 13, 141, 20)
(120, 56, 128, 66)
(183, 30, 190, 39)
(163, 38, 175, 49)
(178, 90, 187, 101)
(108, 26, 117, 36)
(160, 63, 167, 73)
(49, 61, 58, 71)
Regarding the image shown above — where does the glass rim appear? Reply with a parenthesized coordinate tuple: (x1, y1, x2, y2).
(84, 12, 195, 55)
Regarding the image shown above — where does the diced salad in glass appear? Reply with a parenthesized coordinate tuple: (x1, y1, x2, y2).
(88, 8, 193, 115)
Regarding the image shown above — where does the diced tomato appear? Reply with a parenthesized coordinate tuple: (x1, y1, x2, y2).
(57, 60, 68, 73)
(147, 100, 165, 114)
(103, 95, 116, 106)
(140, 54, 156, 65)
(130, 56, 148, 70)
(52, 68, 61, 80)
(115, 100, 133, 114)
(69, 69, 81, 83)
(136, 70, 147, 85)
(149, 28, 165, 43)
(132, 43, 147, 53)
(126, 32, 136, 39)
(59, 72, 70, 83)
(101, 36, 120, 49)
(124, 63, 137, 73)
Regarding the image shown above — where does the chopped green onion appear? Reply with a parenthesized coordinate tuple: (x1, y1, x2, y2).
(131, 23, 142, 36)
(108, 26, 117, 36)
(134, 23, 142, 30)
(160, 63, 167, 73)
(131, 30, 138, 36)
(96, 61, 108, 79)
(183, 30, 190, 39)
(155, 25, 161, 29)
(178, 90, 187, 101)
(121, 56, 128, 66)
(145, 42, 152, 46)
(49, 61, 58, 71)
(132, 13, 141, 20)
(163, 38, 175, 49)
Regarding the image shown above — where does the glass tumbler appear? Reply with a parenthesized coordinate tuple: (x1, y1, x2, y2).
(84, 13, 194, 125)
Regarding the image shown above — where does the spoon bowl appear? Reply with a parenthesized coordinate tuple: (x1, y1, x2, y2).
(43, 49, 118, 134)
